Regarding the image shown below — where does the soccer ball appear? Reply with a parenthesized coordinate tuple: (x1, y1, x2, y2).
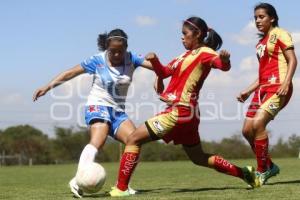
(75, 162, 106, 193)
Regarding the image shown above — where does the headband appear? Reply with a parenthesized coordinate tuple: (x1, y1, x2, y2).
(184, 20, 212, 32)
(107, 36, 127, 40)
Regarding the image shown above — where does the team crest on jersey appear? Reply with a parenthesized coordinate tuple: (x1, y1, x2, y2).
(269, 34, 277, 44)
(256, 44, 266, 59)
(152, 120, 164, 133)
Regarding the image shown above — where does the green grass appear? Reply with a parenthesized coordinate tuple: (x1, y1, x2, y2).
(0, 158, 300, 200)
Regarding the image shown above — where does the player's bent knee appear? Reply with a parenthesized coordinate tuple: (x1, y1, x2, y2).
(126, 133, 142, 146)
(252, 120, 266, 134)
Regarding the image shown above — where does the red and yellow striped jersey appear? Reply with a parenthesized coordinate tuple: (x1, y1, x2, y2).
(153, 47, 230, 107)
(256, 27, 294, 86)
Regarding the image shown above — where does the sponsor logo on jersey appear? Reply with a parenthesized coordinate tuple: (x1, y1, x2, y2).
(256, 44, 266, 59)
(152, 120, 164, 133)
(269, 102, 279, 111)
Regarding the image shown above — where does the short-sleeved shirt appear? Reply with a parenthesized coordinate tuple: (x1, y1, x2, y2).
(159, 47, 228, 107)
(256, 27, 294, 86)
(81, 51, 144, 111)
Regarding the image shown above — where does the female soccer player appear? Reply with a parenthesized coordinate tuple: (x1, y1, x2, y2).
(237, 3, 297, 186)
(33, 29, 153, 198)
(109, 17, 257, 197)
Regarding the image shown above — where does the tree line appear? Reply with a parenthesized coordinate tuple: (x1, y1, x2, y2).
(0, 125, 299, 165)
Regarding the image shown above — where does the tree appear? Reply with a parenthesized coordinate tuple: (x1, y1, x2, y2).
(51, 127, 89, 162)
(0, 125, 51, 164)
(287, 134, 300, 157)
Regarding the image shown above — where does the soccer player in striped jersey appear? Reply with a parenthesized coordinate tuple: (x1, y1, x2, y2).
(33, 29, 153, 198)
(237, 3, 297, 186)
(109, 17, 257, 197)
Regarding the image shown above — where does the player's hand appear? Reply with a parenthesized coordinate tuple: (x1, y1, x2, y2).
(154, 76, 164, 94)
(237, 91, 251, 103)
(33, 86, 49, 102)
(276, 81, 290, 96)
(145, 52, 158, 62)
(219, 50, 230, 64)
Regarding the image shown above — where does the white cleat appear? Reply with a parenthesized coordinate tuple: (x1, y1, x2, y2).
(111, 185, 137, 195)
(128, 186, 137, 195)
(69, 177, 83, 198)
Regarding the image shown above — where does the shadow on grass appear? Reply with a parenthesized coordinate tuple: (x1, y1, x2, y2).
(80, 185, 253, 197)
(173, 186, 243, 193)
(84, 188, 170, 197)
(83, 193, 110, 198)
(267, 179, 300, 185)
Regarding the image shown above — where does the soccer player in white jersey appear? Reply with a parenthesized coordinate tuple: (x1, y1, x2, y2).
(33, 29, 153, 198)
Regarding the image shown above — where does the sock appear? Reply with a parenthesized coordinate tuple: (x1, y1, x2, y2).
(250, 140, 272, 169)
(254, 137, 269, 173)
(77, 144, 98, 171)
(116, 145, 140, 191)
(213, 155, 244, 179)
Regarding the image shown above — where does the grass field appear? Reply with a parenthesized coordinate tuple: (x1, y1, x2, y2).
(0, 158, 299, 200)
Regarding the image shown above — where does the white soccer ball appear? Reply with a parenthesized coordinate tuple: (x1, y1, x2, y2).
(75, 162, 106, 193)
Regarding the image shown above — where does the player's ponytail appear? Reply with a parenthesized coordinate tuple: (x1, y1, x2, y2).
(97, 33, 108, 51)
(204, 29, 223, 51)
(183, 17, 222, 50)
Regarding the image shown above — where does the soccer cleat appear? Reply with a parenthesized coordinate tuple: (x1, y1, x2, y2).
(111, 186, 137, 195)
(109, 187, 130, 197)
(241, 166, 257, 188)
(128, 186, 137, 195)
(69, 177, 83, 198)
(256, 163, 280, 186)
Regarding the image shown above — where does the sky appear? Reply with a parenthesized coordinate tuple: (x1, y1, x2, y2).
(1, 0, 300, 144)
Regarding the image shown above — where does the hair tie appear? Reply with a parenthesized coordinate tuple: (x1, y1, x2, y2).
(107, 36, 127, 40)
(207, 27, 212, 32)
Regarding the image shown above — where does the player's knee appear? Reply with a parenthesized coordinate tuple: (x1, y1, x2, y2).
(126, 133, 141, 146)
(252, 119, 266, 133)
(242, 126, 252, 139)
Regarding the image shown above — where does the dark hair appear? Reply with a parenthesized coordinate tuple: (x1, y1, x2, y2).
(97, 28, 128, 51)
(183, 17, 223, 50)
(254, 3, 279, 27)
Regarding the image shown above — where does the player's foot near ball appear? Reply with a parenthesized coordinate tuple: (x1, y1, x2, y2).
(109, 186, 130, 197)
(69, 177, 83, 198)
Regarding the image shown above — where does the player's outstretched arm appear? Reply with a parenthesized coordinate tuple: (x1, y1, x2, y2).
(211, 50, 231, 71)
(145, 52, 173, 78)
(237, 78, 259, 103)
(33, 65, 85, 101)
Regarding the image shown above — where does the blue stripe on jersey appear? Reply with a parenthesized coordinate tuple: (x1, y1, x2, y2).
(96, 64, 115, 97)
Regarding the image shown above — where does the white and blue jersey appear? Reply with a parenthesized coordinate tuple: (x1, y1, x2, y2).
(81, 51, 144, 111)
(81, 51, 144, 137)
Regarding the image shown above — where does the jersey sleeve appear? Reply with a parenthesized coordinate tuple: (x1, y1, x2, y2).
(150, 58, 174, 78)
(278, 30, 294, 50)
(80, 55, 99, 74)
(130, 52, 145, 68)
(201, 51, 230, 71)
